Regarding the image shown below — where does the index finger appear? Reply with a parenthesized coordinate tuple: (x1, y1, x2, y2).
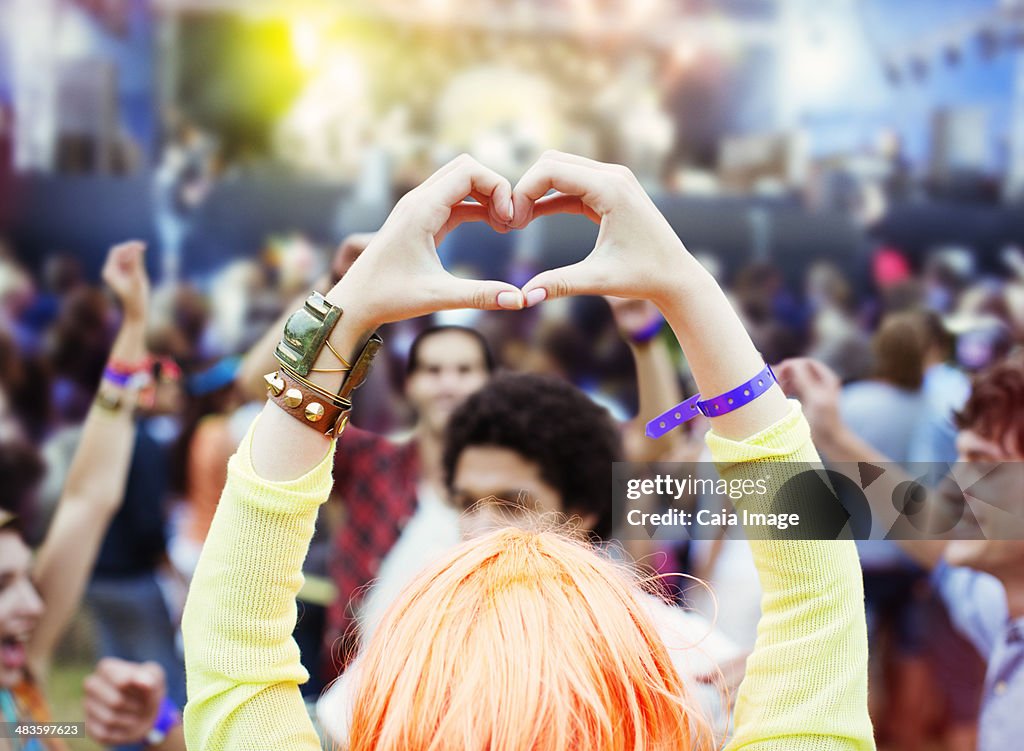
(426, 156, 513, 224)
(511, 155, 613, 229)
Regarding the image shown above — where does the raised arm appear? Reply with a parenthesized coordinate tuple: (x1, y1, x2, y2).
(515, 151, 874, 751)
(29, 241, 150, 677)
(182, 155, 526, 751)
(775, 357, 949, 571)
(236, 233, 375, 402)
(607, 296, 686, 462)
(514, 152, 790, 443)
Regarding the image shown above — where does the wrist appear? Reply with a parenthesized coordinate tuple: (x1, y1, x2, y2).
(654, 263, 719, 321)
(266, 290, 383, 437)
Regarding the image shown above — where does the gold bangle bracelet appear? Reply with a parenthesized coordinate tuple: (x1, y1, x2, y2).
(274, 363, 353, 409)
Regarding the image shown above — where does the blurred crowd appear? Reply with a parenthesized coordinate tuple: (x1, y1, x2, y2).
(2, 205, 1024, 750)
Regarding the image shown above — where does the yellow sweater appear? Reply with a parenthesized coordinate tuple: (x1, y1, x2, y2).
(183, 401, 874, 750)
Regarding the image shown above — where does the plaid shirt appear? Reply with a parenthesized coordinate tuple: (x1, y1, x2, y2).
(323, 425, 420, 678)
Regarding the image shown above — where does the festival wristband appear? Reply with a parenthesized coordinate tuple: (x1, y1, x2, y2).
(645, 362, 777, 438)
(102, 366, 152, 390)
(628, 315, 664, 345)
(102, 367, 135, 387)
(145, 697, 180, 746)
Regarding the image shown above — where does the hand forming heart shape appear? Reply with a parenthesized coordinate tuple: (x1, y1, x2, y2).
(327, 151, 706, 334)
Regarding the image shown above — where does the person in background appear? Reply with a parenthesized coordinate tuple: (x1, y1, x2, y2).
(805, 261, 871, 384)
(83, 389, 187, 732)
(315, 370, 743, 745)
(0, 242, 185, 751)
(903, 310, 987, 751)
(838, 312, 932, 751)
(167, 356, 248, 580)
(80, 357, 188, 748)
(908, 310, 971, 465)
(779, 353, 1024, 751)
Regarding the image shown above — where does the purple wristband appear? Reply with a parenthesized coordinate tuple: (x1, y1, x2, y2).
(145, 697, 180, 746)
(645, 362, 777, 438)
(628, 316, 664, 345)
(102, 366, 134, 387)
(644, 393, 703, 438)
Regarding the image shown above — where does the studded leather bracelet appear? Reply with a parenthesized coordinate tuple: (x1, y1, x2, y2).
(264, 366, 353, 437)
(265, 291, 384, 438)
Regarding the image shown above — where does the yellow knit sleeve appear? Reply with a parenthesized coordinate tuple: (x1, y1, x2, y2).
(705, 400, 875, 751)
(182, 416, 333, 751)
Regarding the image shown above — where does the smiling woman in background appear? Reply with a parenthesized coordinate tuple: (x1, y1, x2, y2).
(0, 243, 173, 751)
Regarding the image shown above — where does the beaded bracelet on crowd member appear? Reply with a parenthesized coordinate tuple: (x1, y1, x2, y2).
(96, 359, 152, 413)
(645, 361, 777, 438)
(103, 356, 152, 387)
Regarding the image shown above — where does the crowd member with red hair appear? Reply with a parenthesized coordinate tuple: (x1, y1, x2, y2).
(181, 152, 873, 750)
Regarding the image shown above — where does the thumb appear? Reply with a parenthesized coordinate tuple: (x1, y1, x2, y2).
(521, 259, 601, 306)
(437, 277, 525, 312)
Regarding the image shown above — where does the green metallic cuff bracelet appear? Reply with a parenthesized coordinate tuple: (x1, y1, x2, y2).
(274, 292, 344, 377)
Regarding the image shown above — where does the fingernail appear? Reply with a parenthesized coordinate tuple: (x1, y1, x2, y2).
(525, 288, 547, 307)
(497, 290, 522, 309)
(506, 199, 515, 221)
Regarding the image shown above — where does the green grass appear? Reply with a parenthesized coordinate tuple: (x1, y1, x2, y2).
(45, 612, 102, 750)
(47, 662, 101, 750)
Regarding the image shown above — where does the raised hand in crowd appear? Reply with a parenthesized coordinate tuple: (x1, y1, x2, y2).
(606, 295, 663, 342)
(102, 240, 150, 325)
(26, 242, 151, 677)
(773, 357, 851, 456)
(83, 658, 184, 751)
(605, 295, 683, 461)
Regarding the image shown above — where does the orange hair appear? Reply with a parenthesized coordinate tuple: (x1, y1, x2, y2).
(348, 527, 716, 751)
